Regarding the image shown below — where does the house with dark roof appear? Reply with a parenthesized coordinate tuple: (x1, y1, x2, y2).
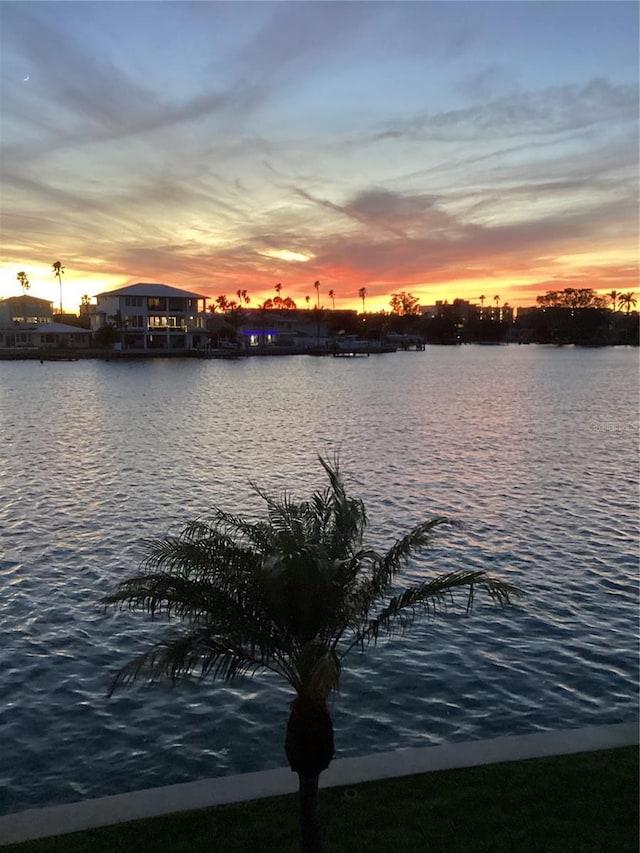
(90, 283, 209, 351)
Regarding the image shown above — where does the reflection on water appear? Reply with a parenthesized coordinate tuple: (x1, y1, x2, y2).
(0, 346, 638, 814)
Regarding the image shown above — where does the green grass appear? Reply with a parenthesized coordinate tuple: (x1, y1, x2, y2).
(3, 747, 638, 853)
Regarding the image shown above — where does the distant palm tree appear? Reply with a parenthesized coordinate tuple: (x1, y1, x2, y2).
(283, 296, 297, 310)
(52, 261, 64, 314)
(275, 282, 282, 298)
(479, 294, 486, 307)
(215, 295, 230, 312)
(494, 295, 500, 307)
(17, 271, 30, 295)
(328, 289, 335, 310)
(313, 280, 320, 308)
(257, 301, 273, 345)
(305, 295, 311, 309)
(109, 310, 127, 349)
(608, 290, 620, 313)
(618, 292, 636, 315)
(358, 287, 367, 312)
(236, 289, 250, 308)
(105, 456, 521, 853)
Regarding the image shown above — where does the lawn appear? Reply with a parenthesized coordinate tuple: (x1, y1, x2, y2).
(3, 747, 638, 853)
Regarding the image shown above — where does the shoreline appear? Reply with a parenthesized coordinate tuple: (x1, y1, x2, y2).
(1, 721, 636, 845)
(1, 341, 638, 361)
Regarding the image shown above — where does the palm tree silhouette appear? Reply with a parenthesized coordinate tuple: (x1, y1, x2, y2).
(618, 292, 637, 315)
(358, 287, 367, 312)
(52, 261, 65, 314)
(328, 289, 335, 310)
(17, 271, 30, 295)
(105, 457, 521, 853)
(313, 280, 320, 308)
(305, 295, 311, 309)
(608, 290, 620, 313)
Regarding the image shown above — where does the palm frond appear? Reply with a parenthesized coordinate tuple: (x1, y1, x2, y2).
(371, 518, 454, 591)
(107, 629, 273, 696)
(343, 570, 523, 654)
(104, 456, 523, 707)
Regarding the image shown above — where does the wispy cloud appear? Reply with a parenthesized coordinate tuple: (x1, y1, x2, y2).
(0, 1, 637, 309)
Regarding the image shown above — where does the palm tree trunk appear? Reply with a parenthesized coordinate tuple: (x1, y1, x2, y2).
(285, 696, 334, 853)
(297, 773, 322, 853)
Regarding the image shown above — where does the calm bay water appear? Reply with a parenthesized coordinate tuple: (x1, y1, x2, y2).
(1, 346, 638, 816)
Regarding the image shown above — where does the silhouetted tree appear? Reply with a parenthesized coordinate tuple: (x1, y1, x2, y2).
(313, 280, 320, 308)
(257, 301, 274, 345)
(305, 295, 311, 309)
(52, 261, 64, 314)
(17, 271, 30, 295)
(619, 292, 637, 315)
(358, 287, 367, 312)
(389, 292, 420, 316)
(328, 289, 335, 310)
(105, 456, 521, 853)
(536, 288, 602, 309)
(109, 310, 127, 349)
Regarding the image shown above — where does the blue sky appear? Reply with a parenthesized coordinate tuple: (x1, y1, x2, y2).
(1, 1, 637, 312)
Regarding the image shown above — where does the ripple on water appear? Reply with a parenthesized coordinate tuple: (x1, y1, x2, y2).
(0, 349, 638, 815)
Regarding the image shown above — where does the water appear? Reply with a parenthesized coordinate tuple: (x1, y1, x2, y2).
(1, 346, 638, 815)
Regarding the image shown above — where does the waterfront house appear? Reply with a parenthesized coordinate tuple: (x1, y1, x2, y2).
(0, 295, 55, 326)
(0, 296, 92, 351)
(90, 283, 208, 351)
(233, 307, 351, 350)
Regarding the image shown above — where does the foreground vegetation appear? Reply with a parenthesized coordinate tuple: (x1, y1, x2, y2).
(103, 456, 520, 852)
(4, 747, 637, 852)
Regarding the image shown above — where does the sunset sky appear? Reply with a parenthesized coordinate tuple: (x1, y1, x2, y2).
(1, 1, 638, 313)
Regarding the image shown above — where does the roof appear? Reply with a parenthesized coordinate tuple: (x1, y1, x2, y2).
(94, 283, 206, 300)
(30, 322, 90, 333)
(1, 295, 53, 307)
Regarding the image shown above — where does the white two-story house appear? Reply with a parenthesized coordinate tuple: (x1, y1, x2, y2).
(90, 283, 208, 351)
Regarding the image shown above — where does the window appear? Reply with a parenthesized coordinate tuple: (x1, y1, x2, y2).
(147, 297, 166, 311)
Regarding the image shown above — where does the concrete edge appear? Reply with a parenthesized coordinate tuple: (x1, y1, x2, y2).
(1, 721, 637, 845)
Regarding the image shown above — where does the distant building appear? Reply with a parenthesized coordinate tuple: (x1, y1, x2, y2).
(0, 295, 54, 326)
(0, 297, 92, 350)
(431, 299, 514, 324)
(90, 283, 208, 351)
(234, 307, 339, 349)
